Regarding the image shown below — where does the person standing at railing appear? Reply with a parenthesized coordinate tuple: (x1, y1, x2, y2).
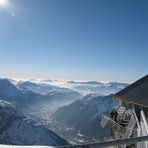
(110, 110, 118, 122)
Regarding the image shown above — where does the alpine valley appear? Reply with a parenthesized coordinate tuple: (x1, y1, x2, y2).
(0, 78, 128, 145)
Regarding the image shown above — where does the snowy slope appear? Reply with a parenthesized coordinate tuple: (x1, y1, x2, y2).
(0, 100, 68, 146)
(0, 146, 55, 148)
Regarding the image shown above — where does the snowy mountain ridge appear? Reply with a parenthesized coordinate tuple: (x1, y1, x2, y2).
(9, 78, 128, 95)
(0, 100, 68, 146)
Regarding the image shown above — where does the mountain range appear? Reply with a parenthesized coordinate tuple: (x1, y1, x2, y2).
(0, 78, 128, 145)
(10, 79, 128, 95)
(0, 79, 82, 131)
(0, 100, 68, 146)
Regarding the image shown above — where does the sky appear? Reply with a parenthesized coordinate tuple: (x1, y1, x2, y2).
(0, 0, 147, 82)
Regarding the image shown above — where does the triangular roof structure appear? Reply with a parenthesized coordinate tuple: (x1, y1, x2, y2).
(114, 75, 148, 108)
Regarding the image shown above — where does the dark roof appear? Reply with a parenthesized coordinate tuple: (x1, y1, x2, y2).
(114, 75, 148, 108)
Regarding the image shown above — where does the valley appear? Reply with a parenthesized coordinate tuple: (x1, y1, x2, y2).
(0, 78, 128, 145)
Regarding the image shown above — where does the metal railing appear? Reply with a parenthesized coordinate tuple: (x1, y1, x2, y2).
(101, 108, 148, 148)
(59, 136, 148, 148)
(1, 136, 148, 148)
(121, 112, 136, 148)
(140, 110, 148, 148)
(101, 115, 124, 131)
(122, 113, 136, 138)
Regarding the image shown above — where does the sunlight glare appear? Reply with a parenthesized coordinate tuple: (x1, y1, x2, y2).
(0, 0, 6, 6)
(0, 0, 15, 14)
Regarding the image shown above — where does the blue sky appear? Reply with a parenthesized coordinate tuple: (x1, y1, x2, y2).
(0, 0, 147, 82)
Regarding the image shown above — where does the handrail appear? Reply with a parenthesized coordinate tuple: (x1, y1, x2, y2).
(101, 114, 124, 129)
(140, 110, 148, 148)
(59, 136, 148, 148)
(1, 136, 148, 148)
(121, 112, 137, 148)
(141, 110, 148, 133)
(133, 108, 140, 130)
(122, 112, 136, 138)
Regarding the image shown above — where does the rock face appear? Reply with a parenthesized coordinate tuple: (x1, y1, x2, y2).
(0, 100, 68, 146)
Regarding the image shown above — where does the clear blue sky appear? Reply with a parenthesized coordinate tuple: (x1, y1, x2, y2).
(0, 0, 147, 82)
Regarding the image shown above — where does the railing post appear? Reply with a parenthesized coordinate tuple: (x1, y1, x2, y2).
(140, 110, 148, 148)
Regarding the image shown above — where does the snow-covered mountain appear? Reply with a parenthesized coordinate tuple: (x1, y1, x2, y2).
(69, 82, 128, 95)
(0, 78, 82, 105)
(17, 81, 71, 95)
(0, 79, 82, 126)
(0, 79, 52, 111)
(9, 78, 128, 95)
(30, 79, 128, 95)
(50, 94, 118, 144)
(17, 81, 82, 104)
(0, 78, 127, 144)
(67, 81, 103, 85)
(0, 100, 68, 146)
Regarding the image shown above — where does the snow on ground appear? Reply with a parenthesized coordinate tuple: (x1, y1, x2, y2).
(0, 145, 55, 148)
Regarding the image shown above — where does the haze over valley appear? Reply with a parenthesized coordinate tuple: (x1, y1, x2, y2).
(0, 78, 128, 144)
